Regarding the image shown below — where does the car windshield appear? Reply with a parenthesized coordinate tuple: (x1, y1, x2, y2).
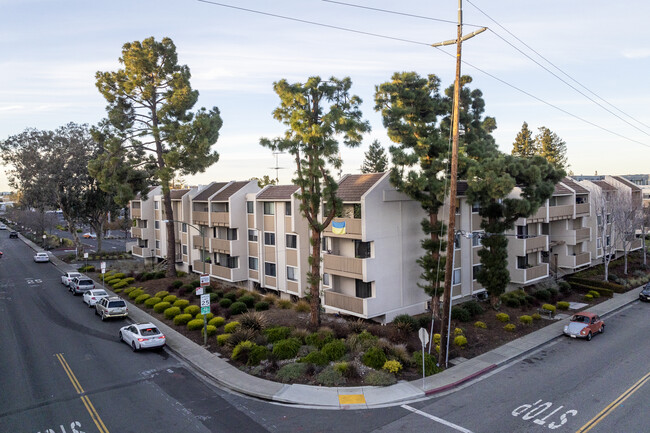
(70, 273, 81, 278)
(79, 280, 93, 286)
(93, 290, 107, 296)
(140, 328, 160, 336)
(108, 301, 125, 308)
(571, 315, 589, 323)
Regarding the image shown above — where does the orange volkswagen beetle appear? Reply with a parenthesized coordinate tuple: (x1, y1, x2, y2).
(563, 312, 604, 341)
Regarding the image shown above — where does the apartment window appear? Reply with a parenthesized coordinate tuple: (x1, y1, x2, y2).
(285, 202, 292, 216)
(264, 262, 276, 277)
(353, 203, 362, 219)
(227, 228, 238, 240)
(597, 215, 602, 226)
(323, 273, 330, 286)
(605, 213, 611, 224)
(354, 240, 371, 258)
(248, 229, 258, 242)
(247, 201, 254, 214)
(597, 238, 602, 249)
(516, 225, 528, 239)
(517, 256, 528, 269)
(263, 202, 275, 215)
(182, 245, 188, 255)
(227, 256, 239, 269)
(182, 223, 187, 233)
(355, 280, 372, 298)
(454, 233, 461, 249)
(287, 266, 298, 281)
(286, 234, 297, 249)
(154, 201, 159, 210)
(211, 202, 228, 212)
(606, 236, 611, 247)
(264, 232, 275, 246)
(155, 240, 160, 249)
(248, 257, 258, 271)
(472, 202, 481, 213)
(455, 199, 461, 215)
(322, 237, 328, 252)
(453, 269, 461, 285)
(472, 232, 482, 247)
(472, 264, 482, 280)
(154, 220, 160, 229)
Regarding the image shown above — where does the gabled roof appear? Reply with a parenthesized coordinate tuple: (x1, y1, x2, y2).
(212, 181, 249, 201)
(612, 176, 642, 191)
(593, 180, 617, 191)
(562, 177, 589, 194)
(134, 186, 158, 200)
(193, 182, 229, 201)
(257, 185, 300, 201)
(170, 189, 190, 200)
(553, 183, 573, 195)
(337, 173, 385, 202)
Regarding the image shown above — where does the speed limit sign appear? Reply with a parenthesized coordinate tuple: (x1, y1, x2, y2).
(200, 294, 210, 307)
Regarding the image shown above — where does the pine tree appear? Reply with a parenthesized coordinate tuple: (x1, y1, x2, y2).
(535, 127, 568, 170)
(511, 121, 537, 158)
(360, 139, 388, 173)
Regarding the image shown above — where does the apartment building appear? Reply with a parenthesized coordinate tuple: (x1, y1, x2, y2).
(246, 185, 311, 298)
(130, 186, 161, 260)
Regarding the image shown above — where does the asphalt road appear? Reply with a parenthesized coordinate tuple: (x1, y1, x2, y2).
(1, 230, 648, 433)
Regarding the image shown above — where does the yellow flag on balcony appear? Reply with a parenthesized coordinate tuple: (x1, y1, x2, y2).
(332, 221, 346, 235)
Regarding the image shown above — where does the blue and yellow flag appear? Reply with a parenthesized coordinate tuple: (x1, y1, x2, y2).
(332, 221, 346, 235)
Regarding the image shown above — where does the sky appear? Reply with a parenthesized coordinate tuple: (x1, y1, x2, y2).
(2, 0, 650, 192)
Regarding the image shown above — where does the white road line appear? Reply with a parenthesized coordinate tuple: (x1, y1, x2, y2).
(402, 404, 474, 433)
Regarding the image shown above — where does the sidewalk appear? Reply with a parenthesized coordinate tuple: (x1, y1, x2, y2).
(38, 237, 642, 409)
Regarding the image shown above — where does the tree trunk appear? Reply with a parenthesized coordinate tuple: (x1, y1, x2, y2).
(309, 228, 322, 328)
(162, 185, 177, 278)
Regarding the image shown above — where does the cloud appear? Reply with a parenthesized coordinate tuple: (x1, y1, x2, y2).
(622, 48, 650, 59)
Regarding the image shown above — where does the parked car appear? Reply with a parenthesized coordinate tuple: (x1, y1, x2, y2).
(0, 224, 7, 230)
(61, 271, 83, 286)
(119, 323, 166, 351)
(563, 312, 604, 341)
(9, 231, 18, 238)
(83, 289, 109, 307)
(33, 252, 50, 263)
(82, 233, 97, 239)
(69, 276, 95, 295)
(640, 283, 650, 302)
(95, 296, 128, 321)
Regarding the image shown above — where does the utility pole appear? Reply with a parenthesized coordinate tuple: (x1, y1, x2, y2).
(432, 0, 486, 368)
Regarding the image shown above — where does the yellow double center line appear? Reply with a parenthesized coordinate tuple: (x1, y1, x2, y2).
(576, 371, 650, 433)
(55, 353, 110, 433)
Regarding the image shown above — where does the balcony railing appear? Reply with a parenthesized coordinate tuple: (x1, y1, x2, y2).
(576, 203, 590, 215)
(192, 211, 209, 225)
(630, 238, 644, 250)
(131, 227, 142, 238)
(549, 204, 573, 220)
(527, 206, 547, 222)
(211, 264, 233, 280)
(558, 252, 591, 269)
(210, 211, 229, 226)
(511, 263, 548, 283)
(132, 246, 152, 257)
(210, 238, 230, 254)
(131, 208, 141, 219)
(575, 227, 591, 243)
(323, 254, 363, 278)
(324, 218, 362, 238)
(323, 290, 365, 315)
(511, 235, 547, 255)
(193, 259, 211, 275)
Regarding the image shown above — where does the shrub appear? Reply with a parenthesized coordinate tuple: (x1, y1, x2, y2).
(533, 289, 551, 301)
(531, 313, 542, 320)
(78, 265, 95, 272)
(412, 352, 442, 376)
(502, 296, 520, 308)
(273, 338, 302, 360)
(209, 293, 219, 302)
(201, 325, 217, 337)
(153, 302, 171, 313)
(123, 286, 138, 295)
(504, 323, 516, 332)
(106, 278, 121, 286)
(262, 294, 277, 305)
(588, 290, 600, 298)
(187, 319, 204, 331)
(584, 294, 593, 301)
(548, 287, 559, 298)
(190, 279, 201, 288)
(463, 301, 484, 317)
(180, 284, 193, 293)
(496, 313, 510, 323)
(231, 341, 254, 363)
(195, 313, 214, 321)
(474, 321, 487, 329)
(277, 299, 293, 309)
(321, 340, 347, 361)
(162, 295, 177, 303)
(173, 299, 190, 309)
(362, 346, 387, 370)
(216, 333, 231, 346)
(558, 281, 571, 293)
(316, 366, 346, 386)
(382, 360, 403, 374)
(364, 370, 397, 386)
(174, 314, 193, 326)
(454, 327, 464, 336)
(122, 277, 135, 284)
(305, 329, 335, 349)
(144, 297, 161, 308)
(154, 291, 169, 299)
(300, 350, 329, 366)
(229, 301, 248, 315)
(223, 291, 237, 302)
(541, 304, 556, 313)
(239, 312, 268, 331)
(176, 271, 187, 277)
(184, 305, 201, 316)
(164, 307, 181, 319)
(519, 315, 533, 325)
(276, 363, 309, 383)
(154, 271, 166, 279)
(433, 333, 441, 344)
(219, 298, 233, 309)
(208, 316, 226, 328)
(451, 306, 471, 322)
(254, 301, 269, 311)
(171, 280, 184, 289)
(391, 314, 418, 332)
(264, 326, 292, 343)
(237, 295, 256, 308)
(295, 300, 310, 312)
(453, 335, 468, 347)
(248, 345, 268, 366)
(113, 281, 128, 289)
(134, 294, 150, 304)
(224, 321, 240, 333)
(128, 289, 144, 299)
(556, 301, 570, 310)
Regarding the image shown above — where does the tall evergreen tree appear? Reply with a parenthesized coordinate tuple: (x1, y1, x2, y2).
(535, 127, 568, 170)
(375, 72, 449, 323)
(261, 76, 370, 327)
(92, 37, 222, 277)
(360, 139, 388, 173)
(511, 121, 537, 158)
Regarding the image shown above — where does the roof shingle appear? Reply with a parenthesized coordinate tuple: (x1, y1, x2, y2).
(337, 173, 385, 202)
(257, 185, 300, 200)
(193, 182, 229, 201)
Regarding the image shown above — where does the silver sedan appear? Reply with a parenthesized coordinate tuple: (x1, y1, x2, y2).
(83, 289, 109, 307)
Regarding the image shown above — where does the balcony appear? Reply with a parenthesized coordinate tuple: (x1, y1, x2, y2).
(193, 235, 208, 250)
(210, 211, 229, 226)
(549, 204, 573, 220)
(323, 254, 364, 278)
(132, 246, 152, 257)
(211, 264, 233, 280)
(511, 263, 548, 283)
(630, 238, 644, 250)
(131, 207, 141, 219)
(324, 218, 362, 238)
(193, 260, 211, 275)
(210, 238, 231, 254)
(193, 211, 209, 225)
(558, 252, 591, 269)
(526, 206, 547, 222)
(576, 203, 590, 215)
(323, 290, 365, 315)
(575, 227, 591, 243)
(131, 227, 142, 238)
(511, 235, 547, 255)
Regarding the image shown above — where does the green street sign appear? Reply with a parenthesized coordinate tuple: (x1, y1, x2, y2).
(201, 306, 210, 315)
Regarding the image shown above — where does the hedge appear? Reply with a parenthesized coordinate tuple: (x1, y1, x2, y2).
(496, 313, 510, 323)
(187, 319, 204, 331)
(224, 321, 240, 333)
(216, 333, 231, 346)
(208, 316, 226, 328)
(112, 281, 128, 289)
(154, 291, 169, 299)
(162, 295, 177, 303)
(173, 299, 190, 309)
(153, 302, 171, 313)
(144, 297, 162, 308)
(454, 335, 468, 347)
(541, 304, 556, 313)
(164, 307, 181, 319)
(519, 315, 533, 325)
(184, 305, 200, 316)
(134, 294, 150, 304)
(173, 314, 193, 326)
(569, 281, 614, 298)
(128, 289, 144, 299)
(567, 276, 625, 293)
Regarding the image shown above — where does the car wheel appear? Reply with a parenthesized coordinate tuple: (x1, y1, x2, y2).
(586, 332, 592, 341)
(119, 331, 123, 342)
(94, 308, 99, 316)
(131, 341, 137, 352)
(600, 324, 605, 334)
(101, 312, 106, 322)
